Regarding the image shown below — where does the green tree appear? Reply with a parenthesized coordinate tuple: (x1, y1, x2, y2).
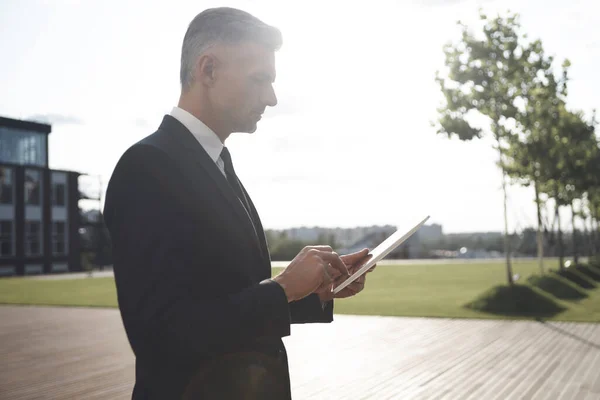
(535, 105, 598, 269)
(572, 113, 600, 258)
(559, 110, 598, 265)
(435, 10, 531, 285)
(503, 43, 566, 274)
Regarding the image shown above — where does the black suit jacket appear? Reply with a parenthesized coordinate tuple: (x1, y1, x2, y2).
(103, 115, 334, 399)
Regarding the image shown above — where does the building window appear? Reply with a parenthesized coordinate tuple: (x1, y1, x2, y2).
(0, 127, 47, 167)
(52, 183, 66, 206)
(0, 167, 13, 204)
(25, 169, 42, 205)
(0, 221, 14, 257)
(52, 222, 67, 255)
(25, 221, 42, 256)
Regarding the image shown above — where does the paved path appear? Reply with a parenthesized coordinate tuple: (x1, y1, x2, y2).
(1, 306, 599, 399)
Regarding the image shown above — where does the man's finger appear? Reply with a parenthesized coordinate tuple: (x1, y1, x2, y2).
(348, 255, 375, 273)
(347, 254, 373, 271)
(322, 264, 334, 283)
(351, 278, 365, 289)
(305, 245, 333, 252)
(341, 248, 370, 264)
(319, 251, 349, 276)
(355, 248, 370, 256)
(347, 282, 362, 295)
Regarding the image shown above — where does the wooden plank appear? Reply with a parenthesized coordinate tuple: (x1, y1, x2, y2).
(1, 306, 599, 399)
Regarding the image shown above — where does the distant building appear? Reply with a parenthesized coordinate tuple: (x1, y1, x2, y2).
(279, 225, 397, 249)
(274, 224, 444, 259)
(418, 223, 443, 242)
(0, 116, 88, 276)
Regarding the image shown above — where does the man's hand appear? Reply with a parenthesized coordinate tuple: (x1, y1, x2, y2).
(272, 246, 349, 302)
(317, 248, 377, 302)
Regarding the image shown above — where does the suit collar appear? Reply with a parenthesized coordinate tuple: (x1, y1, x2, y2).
(169, 106, 224, 163)
(158, 115, 263, 254)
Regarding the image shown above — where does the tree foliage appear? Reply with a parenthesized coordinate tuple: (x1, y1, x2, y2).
(436, 9, 600, 279)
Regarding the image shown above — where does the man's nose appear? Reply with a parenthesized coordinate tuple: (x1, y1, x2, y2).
(263, 84, 278, 107)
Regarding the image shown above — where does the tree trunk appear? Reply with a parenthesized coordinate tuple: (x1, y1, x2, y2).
(594, 213, 600, 254)
(597, 219, 600, 254)
(498, 149, 513, 285)
(590, 204, 597, 254)
(553, 183, 565, 270)
(583, 213, 591, 258)
(557, 203, 564, 270)
(534, 179, 544, 274)
(571, 202, 579, 266)
(588, 203, 597, 255)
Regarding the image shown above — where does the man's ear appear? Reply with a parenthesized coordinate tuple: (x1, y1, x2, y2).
(196, 54, 218, 87)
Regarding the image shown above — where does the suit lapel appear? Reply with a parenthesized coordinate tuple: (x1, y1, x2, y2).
(239, 181, 270, 264)
(159, 116, 263, 255)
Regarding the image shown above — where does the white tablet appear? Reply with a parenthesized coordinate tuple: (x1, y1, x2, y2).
(332, 215, 431, 294)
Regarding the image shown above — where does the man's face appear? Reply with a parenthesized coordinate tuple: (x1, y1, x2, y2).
(209, 41, 278, 134)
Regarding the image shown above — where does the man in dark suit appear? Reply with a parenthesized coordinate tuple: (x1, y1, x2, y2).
(104, 7, 374, 399)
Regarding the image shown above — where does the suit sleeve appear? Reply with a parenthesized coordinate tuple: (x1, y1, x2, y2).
(289, 295, 333, 323)
(104, 144, 290, 363)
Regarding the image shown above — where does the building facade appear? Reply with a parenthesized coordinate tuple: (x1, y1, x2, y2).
(0, 116, 81, 276)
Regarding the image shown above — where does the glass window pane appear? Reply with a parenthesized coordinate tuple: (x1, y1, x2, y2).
(0, 220, 13, 257)
(25, 170, 41, 205)
(0, 127, 46, 167)
(25, 221, 42, 256)
(0, 167, 13, 204)
(52, 183, 66, 206)
(1, 241, 11, 255)
(52, 221, 67, 255)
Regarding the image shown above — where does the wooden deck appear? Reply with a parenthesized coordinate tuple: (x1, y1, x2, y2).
(1, 306, 599, 399)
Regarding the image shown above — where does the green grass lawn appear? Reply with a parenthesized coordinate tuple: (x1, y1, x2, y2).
(0, 277, 118, 308)
(1, 260, 599, 322)
(331, 261, 600, 322)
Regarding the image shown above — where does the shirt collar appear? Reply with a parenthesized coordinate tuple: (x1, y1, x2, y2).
(169, 106, 223, 163)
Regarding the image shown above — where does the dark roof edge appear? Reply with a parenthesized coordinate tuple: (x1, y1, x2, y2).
(0, 116, 52, 134)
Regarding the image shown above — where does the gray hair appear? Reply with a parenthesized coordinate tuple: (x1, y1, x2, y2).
(180, 7, 282, 90)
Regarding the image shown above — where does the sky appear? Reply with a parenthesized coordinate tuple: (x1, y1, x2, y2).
(1, 0, 599, 233)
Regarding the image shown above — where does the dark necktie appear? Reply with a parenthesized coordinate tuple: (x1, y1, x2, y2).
(220, 147, 265, 257)
(220, 147, 252, 217)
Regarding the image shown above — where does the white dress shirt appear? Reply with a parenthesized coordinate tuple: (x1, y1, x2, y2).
(169, 106, 226, 177)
